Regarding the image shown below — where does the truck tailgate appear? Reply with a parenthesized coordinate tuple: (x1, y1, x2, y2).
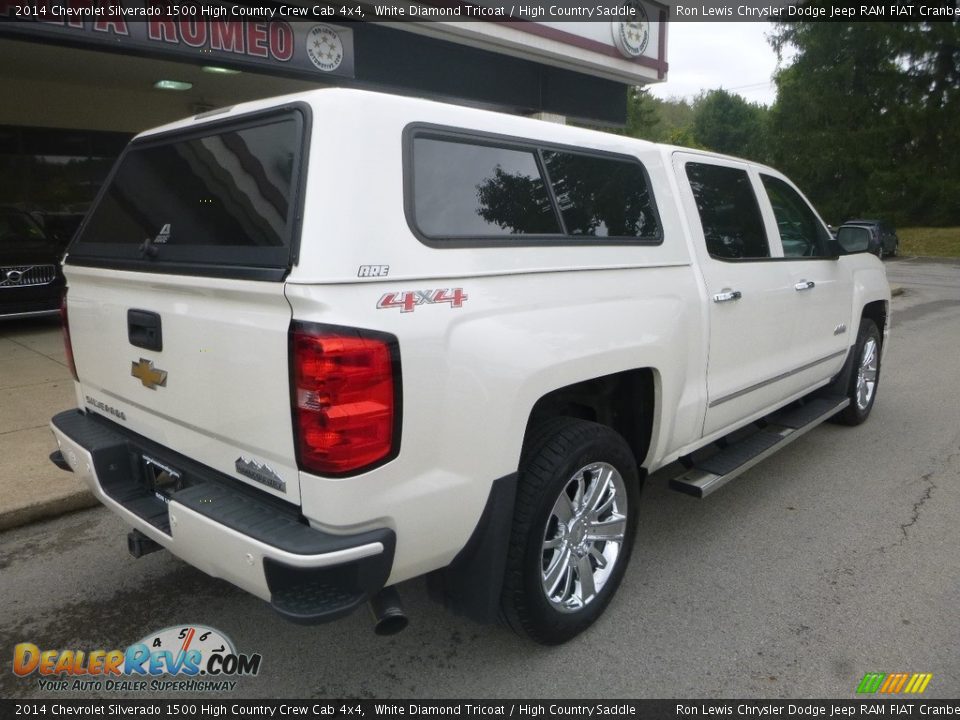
(66, 264, 300, 504)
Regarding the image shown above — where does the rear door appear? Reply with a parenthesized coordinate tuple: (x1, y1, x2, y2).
(63, 107, 309, 504)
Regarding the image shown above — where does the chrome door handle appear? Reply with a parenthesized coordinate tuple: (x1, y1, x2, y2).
(712, 290, 742, 303)
(794, 280, 815, 291)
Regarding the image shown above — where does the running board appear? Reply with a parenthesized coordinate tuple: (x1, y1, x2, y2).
(670, 396, 850, 498)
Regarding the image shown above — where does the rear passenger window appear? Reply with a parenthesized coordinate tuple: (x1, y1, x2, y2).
(685, 162, 769, 260)
(409, 132, 661, 245)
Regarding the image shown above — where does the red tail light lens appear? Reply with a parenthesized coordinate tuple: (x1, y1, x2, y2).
(290, 322, 401, 476)
(61, 291, 78, 381)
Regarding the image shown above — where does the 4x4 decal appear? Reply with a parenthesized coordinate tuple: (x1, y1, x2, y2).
(377, 289, 468, 313)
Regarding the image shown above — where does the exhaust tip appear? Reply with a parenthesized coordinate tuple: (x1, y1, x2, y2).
(369, 586, 408, 636)
(374, 610, 409, 636)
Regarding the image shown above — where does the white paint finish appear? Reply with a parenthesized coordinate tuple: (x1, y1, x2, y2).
(64, 265, 300, 504)
(50, 423, 384, 601)
(64, 87, 891, 593)
(287, 266, 703, 582)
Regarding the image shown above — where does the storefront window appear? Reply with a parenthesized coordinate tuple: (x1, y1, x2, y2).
(0, 126, 129, 246)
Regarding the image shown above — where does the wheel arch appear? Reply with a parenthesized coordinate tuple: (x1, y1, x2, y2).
(521, 368, 658, 470)
(861, 299, 888, 346)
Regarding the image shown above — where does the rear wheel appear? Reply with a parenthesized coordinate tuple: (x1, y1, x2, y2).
(836, 319, 881, 425)
(501, 418, 639, 644)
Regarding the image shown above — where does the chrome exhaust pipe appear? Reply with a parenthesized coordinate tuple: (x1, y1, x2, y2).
(368, 586, 408, 635)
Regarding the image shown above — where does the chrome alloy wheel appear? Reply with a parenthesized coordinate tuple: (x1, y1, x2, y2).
(855, 337, 879, 410)
(540, 462, 628, 613)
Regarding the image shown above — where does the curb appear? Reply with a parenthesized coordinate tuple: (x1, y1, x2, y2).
(0, 489, 99, 533)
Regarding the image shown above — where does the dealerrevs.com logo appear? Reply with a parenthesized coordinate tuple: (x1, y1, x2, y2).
(13, 624, 262, 693)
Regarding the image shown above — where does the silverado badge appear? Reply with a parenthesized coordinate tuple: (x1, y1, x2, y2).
(131, 358, 168, 390)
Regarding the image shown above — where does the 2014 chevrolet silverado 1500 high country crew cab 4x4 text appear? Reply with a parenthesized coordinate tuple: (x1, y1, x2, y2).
(48, 88, 890, 645)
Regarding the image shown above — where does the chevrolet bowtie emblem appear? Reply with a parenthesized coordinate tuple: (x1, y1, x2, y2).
(131, 358, 167, 390)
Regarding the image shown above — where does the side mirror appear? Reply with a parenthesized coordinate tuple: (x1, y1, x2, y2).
(837, 236, 869, 254)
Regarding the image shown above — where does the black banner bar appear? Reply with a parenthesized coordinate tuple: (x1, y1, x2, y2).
(3, 699, 960, 720)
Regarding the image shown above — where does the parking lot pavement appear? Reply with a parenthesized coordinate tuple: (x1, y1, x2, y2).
(1, 258, 958, 699)
(0, 317, 97, 531)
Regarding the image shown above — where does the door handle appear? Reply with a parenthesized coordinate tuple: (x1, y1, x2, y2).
(128, 309, 163, 351)
(794, 280, 816, 291)
(712, 290, 742, 303)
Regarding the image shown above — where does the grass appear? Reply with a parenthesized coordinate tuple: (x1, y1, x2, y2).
(899, 227, 960, 258)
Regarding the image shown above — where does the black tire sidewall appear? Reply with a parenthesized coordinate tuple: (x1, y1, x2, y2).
(506, 420, 640, 644)
(844, 319, 882, 424)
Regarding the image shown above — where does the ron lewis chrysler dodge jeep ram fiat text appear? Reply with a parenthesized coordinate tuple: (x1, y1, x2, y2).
(49, 89, 889, 644)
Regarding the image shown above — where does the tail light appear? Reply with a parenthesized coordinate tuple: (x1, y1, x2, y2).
(61, 291, 78, 381)
(290, 322, 401, 476)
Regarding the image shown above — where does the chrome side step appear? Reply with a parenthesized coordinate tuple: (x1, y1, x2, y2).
(669, 396, 850, 498)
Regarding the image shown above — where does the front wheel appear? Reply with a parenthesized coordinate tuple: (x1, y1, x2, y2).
(501, 418, 639, 644)
(836, 319, 881, 425)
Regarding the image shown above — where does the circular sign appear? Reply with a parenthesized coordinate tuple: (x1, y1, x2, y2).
(306, 24, 344, 73)
(612, 4, 651, 58)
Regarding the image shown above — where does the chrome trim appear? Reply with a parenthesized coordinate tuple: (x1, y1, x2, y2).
(713, 290, 742, 303)
(0, 308, 59, 321)
(673, 397, 851, 497)
(709, 349, 848, 408)
(540, 462, 627, 613)
(0, 264, 57, 288)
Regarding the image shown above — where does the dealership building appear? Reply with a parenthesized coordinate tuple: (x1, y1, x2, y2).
(0, 2, 669, 229)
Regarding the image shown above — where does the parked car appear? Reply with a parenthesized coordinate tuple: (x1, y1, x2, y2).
(842, 218, 899, 258)
(0, 207, 66, 320)
(35, 212, 86, 248)
(48, 89, 890, 644)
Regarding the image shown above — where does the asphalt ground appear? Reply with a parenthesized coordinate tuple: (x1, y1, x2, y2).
(1, 258, 958, 700)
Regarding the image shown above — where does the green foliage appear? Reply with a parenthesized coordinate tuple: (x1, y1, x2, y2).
(592, 15, 958, 228)
(612, 88, 766, 159)
(691, 89, 768, 161)
(767, 15, 960, 226)
(899, 227, 960, 258)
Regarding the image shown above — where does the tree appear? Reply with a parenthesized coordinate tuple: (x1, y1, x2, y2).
(623, 86, 661, 140)
(767, 14, 959, 226)
(690, 89, 768, 161)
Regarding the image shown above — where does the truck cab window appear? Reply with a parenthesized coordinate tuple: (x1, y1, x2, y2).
(685, 162, 769, 260)
(760, 174, 832, 258)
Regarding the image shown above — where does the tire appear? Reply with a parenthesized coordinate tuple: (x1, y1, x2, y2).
(501, 418, 640, 644)
(836, 319, 881, 426)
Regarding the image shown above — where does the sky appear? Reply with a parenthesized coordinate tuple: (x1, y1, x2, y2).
(648, 22, 790, 106)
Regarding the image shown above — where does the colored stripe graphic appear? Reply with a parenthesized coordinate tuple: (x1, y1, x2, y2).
(857, 673, 885, 693)
(857, 672, 932, 694)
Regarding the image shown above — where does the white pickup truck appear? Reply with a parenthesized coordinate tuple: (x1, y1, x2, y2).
(49, 88, 890, 645)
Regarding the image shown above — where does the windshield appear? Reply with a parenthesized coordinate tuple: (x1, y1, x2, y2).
(0, 209, 46, 243)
